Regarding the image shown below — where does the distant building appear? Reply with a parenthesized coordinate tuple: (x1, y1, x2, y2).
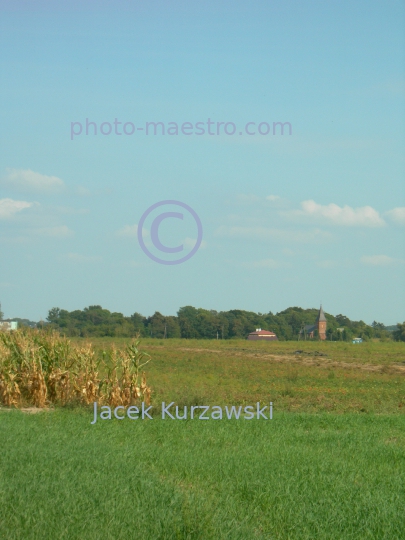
(352, 338, 363, 344)
(0, 321, 18, 332)
(299, 305, 327, 340)
(247, 328, 278, 341)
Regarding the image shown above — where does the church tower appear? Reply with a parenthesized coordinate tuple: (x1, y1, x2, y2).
(315, 305, 327, 340)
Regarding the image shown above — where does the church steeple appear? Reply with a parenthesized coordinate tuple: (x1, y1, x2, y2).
(315, 305, 327, 340)
(315, 305, 326, 323)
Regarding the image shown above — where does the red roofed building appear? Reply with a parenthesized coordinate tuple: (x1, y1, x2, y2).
(247, 328, 278, 341)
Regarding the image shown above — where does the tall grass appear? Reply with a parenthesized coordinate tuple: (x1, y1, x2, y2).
(0, 329, 151, 408)
(1, 410, 404, 539)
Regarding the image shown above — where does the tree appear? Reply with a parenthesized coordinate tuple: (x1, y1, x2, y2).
(130, 312, 146, 336)
(371, 321, 385, 330)
(336, 314, 351, 327)
(39, 303, 385, 342)
(371, 320, 390, 339)
(165, 316, 181, 338)
(0, 303, 3, 321)
(146, 312, 166, 338)
(47, 307, 61, 323)
(393, 322, 405, 342)
(177, 306, 201, 338)
(342, 328, 352, 341)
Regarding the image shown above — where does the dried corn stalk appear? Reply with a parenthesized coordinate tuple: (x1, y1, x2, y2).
(0, 329, 152, 409)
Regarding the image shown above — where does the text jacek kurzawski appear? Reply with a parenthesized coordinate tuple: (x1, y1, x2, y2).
(91, 402, 273, 424)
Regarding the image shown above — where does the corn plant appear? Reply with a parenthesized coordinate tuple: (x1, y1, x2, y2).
(0, 329, 152, 408)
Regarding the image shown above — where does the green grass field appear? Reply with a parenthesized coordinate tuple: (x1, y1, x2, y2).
(82, 338, 405, 414)
(1, 339, 404, 539)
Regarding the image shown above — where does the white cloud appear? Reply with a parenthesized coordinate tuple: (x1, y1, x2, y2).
(241, 258, 286, 269)
(360, 255, 396, 266)
(385, 207, 405, 226)
(3, 169, 65, 193)
(184, 237, 207, 249)
(233, 194, 281, 205)
(214, 225, 330, 243)
(30, 226, 74, 238)
(0, 198, 34, 219)
(61, 253, 102, 263)
(284, 200, 385, 227)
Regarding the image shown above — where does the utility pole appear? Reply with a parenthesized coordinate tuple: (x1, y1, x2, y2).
(164, 323, 167, 339)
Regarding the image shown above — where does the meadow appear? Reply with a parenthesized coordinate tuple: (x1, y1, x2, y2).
(84, 337, 405, 414)
(1, 334, 404, 539)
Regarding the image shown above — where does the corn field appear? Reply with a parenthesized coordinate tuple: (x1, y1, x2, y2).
(0, 329, 151, 408)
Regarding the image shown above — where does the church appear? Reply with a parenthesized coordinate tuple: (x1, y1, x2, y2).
(300, 305, 327, 340)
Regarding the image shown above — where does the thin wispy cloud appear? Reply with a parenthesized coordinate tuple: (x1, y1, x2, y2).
(3, 169, 65, 193)
(235, 194, 261, 204)
(233, 193, 281, 206)
(283, 200, 385, 227)
(30, 226, 74, 238)
(282, 248, 294, 256)
(56, 206, 90, 216)
(215, 225, 330, 243)
(385, 207, 405, 226)
(0, 198, 34, 219)
(117, 226, 205, 252)
(61, 253, 102, 263)
(76, 186, 91, 196)
(360, 255, 397, 266)
(241, 258, 286, 269)
(117, 224, 149, 238)
(184, 237, 207, 249)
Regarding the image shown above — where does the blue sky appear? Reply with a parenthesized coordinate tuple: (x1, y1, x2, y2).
(0, 0, 404, 324)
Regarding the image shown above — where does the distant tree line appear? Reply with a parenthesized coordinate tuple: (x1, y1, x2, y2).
(44, 305, 405, 341)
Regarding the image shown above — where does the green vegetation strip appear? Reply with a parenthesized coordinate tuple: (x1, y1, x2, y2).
(1, 410, 404, 539)
(133, 340, 405, 414)
(47, 304, 405, 341)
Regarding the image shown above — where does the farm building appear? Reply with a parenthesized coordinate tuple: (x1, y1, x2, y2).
(247, 328, 278, 341)
(0, 321, 18, 332)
